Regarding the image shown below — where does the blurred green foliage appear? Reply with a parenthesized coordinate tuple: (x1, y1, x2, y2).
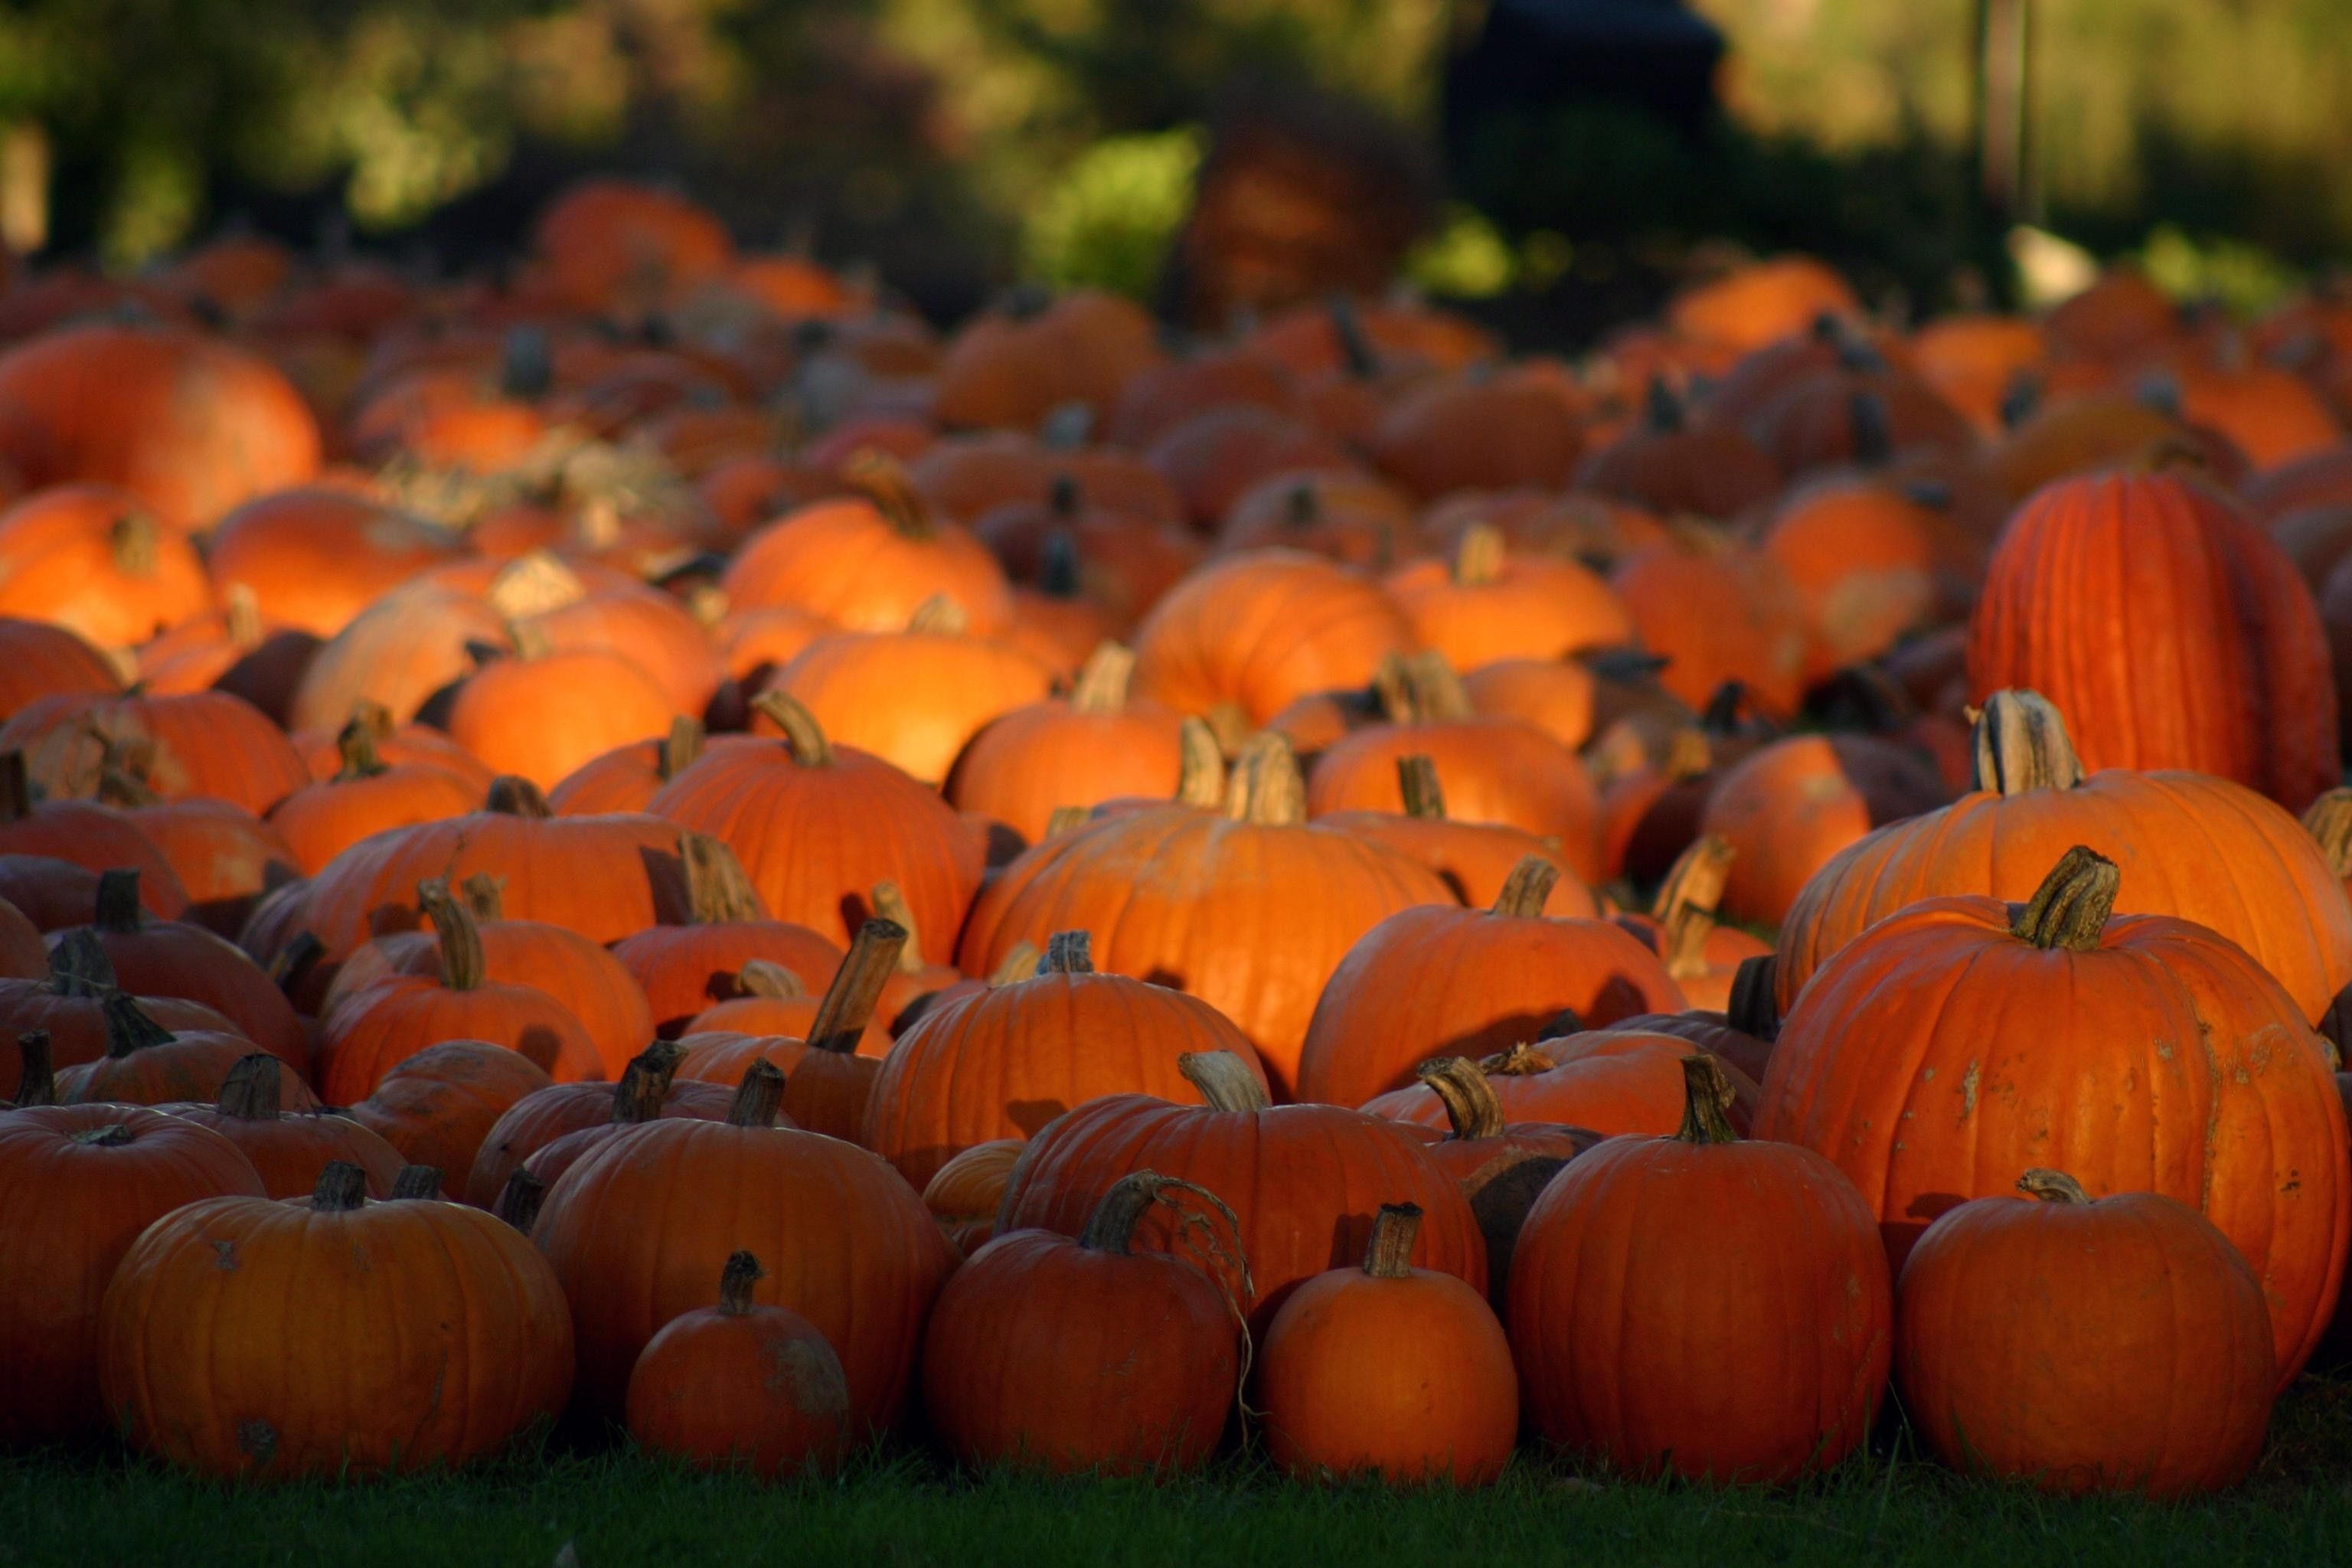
(1021, 127, 1202, 299)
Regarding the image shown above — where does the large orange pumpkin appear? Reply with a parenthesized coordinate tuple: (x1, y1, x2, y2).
(0, 485, 213, 649)
(204, 487, 460, 638)
(944, 644, 1188, 844)
(345, 1040, 554, 1204)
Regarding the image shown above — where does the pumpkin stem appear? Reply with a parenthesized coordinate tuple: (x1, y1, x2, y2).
(1043, 805, 1089, 838)
(906, 594, 969, 635)
(93, 868, 144, 934)
(1848, 390, 1894, 469)
(807, 919, 906, 1055)
(1047, 472, 1082, 518)
(612, 1041, 686, 1124)
(1417, 1057, 1507, 1141)
(752, 691, 834, 766)
(1674, 1054, 1740, 1145)
(727, 1058, 787, 1128)
(485, 776, 553, 818)
(1405, 652, 1474, 723)
(333, 715, 387, 780)
(487, 551, 587, 620)
(312, 1161, 370, 1212)
(2305, 789, 2352, 880)
(109, 511, 160, 577)
(1037, 528, 1081, 599)
(1652, 836, 1734, 979)
(1480, 1041, 1558, 1077)
(2017, 1169, 2092, 1205)
(1080, 1170, 1167, 1255)
(459, 873, 505, 923)
(347, 699, 396, 740)
(2011, 846, 2119, 952)
(1178, 1050, 1272, 1113)
(659, 715, 705, 783)
(1223, 733, 1307, 826)
(717, 1250, 766, 1315)
(498, 1168, 547, 1233)
(1174, 718, 1226, 808)
(214, 1054, 283, 1120)
(0, 751, 29, 822)
(1371, 652, 1418, 724)
(1041, 930, 1094, 975)
(1726, 955, 1780, 1042)
(100, 995, 175, 1059)
(734, 959, 805, 1001)
(69, 1123, 134, 1147)
(1970, 690, 2085, 796)
(390, 1165, 443, 1200)
(49, 929, 118, 996)
(266, 932, 324, 1001)
(869, 882, 927, 971)
(1328, 292, 1380, 379)
(416, 878, 487, 991)
(1643, 373, 1686, 433)
(678, 832, 763, 925)
(1491, 856, 1560, 918)
(1395, 754, 1446, 819)
(1452, 524, 1505, 588)
(841, 449, 936, 540)
(987, 941, 1043, 986)
(1362, 1203, 1423, 1279)
(1069, 642, 1135, 714)
(11, 1030, 54, 1107)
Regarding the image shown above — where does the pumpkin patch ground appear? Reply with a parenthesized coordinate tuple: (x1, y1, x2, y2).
(5, 54, 2352, 1561)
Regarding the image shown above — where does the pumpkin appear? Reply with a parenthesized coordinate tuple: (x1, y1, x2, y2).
(0, 617, 121, 720)
(1668, 256, 1860, 355)
(466, 1040, 735, 1208)
(1457, 658, 1596, 750)
(1576, 377, 1784, 520)
(316, 880, 603, 1102)
(650, 693, 983, 952)
(1315, 753, 1591, 916)
(107, 792, 300, 939)
(531, 1059, 958, 1429)
(1214, 469, 1414, 569)
(100, 1160, 573, 1478)
(959, 736, 1452, 1096)
(1759, 845, 2350, 1384)
(0, 324, 322, 531)
(286, 583, 511, 732)
(1257, 1200, 1517, 1486)
(1129, 550, 1416, 733)
(60, 867, 308, 1076)
(55, 993, 276, 1108)
(517, 576, 730, 720)
(168, 1053, 404, 1198)
(1696, 733, 1951, 929)
(609, 831, 841, 1038)
(921, 1138, 1026, 1256)
(1773, 691, 2352, 1024)
(1966, 469, 2338, 812)
(531, 178, 734, 316)
(2, 688, 309, 816)
(1510, 1056, 1890, 1481)
(446, 642, 678, 794)
(944, 644, 1188, 844)
(2171, 361, 2342, 472)
(1365, 1031, 1761, 1141)
(547, 717, 731, 818)
(1384, 526, 1630, 674)
(131, 590, 318, 724)
(921, 1171, 1243, 1475)
(626, 1251, 852, 1478)
(863, 929, 1269, 1190)
(933, 289, 1161, 434)
(1110, 350, 1298, 445)
(997, 1050, 1485, 1329)
(1400, 1056, 1601, 1304)
(1609, 837, 1771, 1012)
(1144, 406, 1351, 530)
(268, 714, 485, 874)
(0, 485, 213, 649)
(1894, 1170, 2275, 1498)
(1295, 857, 1685, 1108)
(1610, 532, 1810, 715)
(0, 930, 245, 1083)
(346, 1040, 554, 1197)
(1367, 368, 1583, 500)
(290, 699, 495, 792)
(0, 892, 42, 977)
(204, 486, 461, 638)
(1760, 479, 1944, 680)
(0, 1102, 263, 1445)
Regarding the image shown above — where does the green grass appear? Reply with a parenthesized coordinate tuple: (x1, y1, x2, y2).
(9, 1375, 2352, 1568)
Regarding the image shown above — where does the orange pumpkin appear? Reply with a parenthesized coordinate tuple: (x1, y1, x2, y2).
(204, 487, 460, 638)
(531, 178, 734, 318)
(1383, 524, 1633, 670)
(345, 1040, 554, 1197)
(269, 715, 485, 874)
(1610, 532, 1809, 715)
(0, 485, 212, 649)
(168, 1054, 405, 1199)
(1696, 733, 1952, 928)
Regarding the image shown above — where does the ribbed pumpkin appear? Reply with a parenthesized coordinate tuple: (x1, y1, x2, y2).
(610, 831, 841, 1038)
(1295, 858, 1685, 1109)
(1383, 524, 1632, 671)
(267, 715, 485, 874)
(1760, 478, 1944, 680)
(863, 930, 1268, 1189)
(1773, 691, 2352, 1024)
(1364, 1031, 1760, 1140)
(60, 868, 307, 1075)
(1610, 532, 1809, 716)
(944, 644, 1189, 844)
(109, 792, 300, 939)
(0, 485, 213, 649)
(0, 1102, 263, 1445)
(649, 694, 983, 951)
(1966, 469, 2338, 811)
(922, 1171, 1242, 1476)
(0, 755, 191, 919)
(0, 931, 245, 1083)
(958, 736, 1451, 1096)
(204, 487, 460, 638)
(55, 994, 275, 1108)
(2, 688, 309, 815)
(447, 645, 678, 794)
(626, 1251, 852, 1478)
(922, 1138, 1026, 1256)
(997, 1050, 1485, 1330)
(1696, 733, 1951, 928)
(1576, 377, 1784, 520)
(723, 452, 1012, 635)
(346, 1041, 554, 1202)
(168, 1054, 405, 1199)
(100, 1161, 573, 1479)
(286, 583, 510, 732)
(1257, 1201, 1518, 1487)
(1759, 846, 2350, 1384)
(1367, 368, 1584, 500)
(316, 881, 603, 1102)
(0, 617, 121, 721)
(531, 1060, 958, 1429)
(1399, 1057, 1602, 1305)
(1894, 1171, 2275, 1498)
(1317, 754, 1592, 916)
(1130, 550, 1415, 732)
(1459, 658, 1596, 750)
(1509, 1057, 1893, 1483)
(465, 1041, 735, 1208)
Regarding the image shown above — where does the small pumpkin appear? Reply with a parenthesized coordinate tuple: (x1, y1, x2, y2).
(168, 1053, 404, 1198)
(345, 1039, 555, 1198)
(921, 1138, 1026, 1256)
(55, 994, 277, 1108)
